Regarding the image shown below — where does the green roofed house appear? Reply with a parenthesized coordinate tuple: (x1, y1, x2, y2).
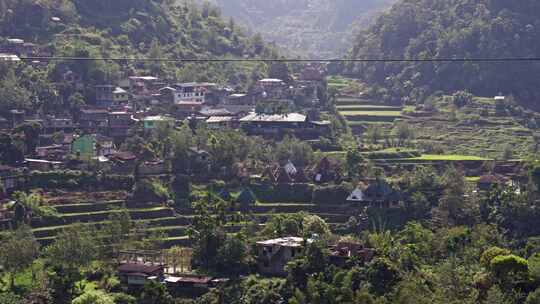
(237, 188, 256, 206)
(71, 134, 115, 160)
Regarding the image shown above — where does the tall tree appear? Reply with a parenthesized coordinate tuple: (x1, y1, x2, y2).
(0, 225, 40, 288)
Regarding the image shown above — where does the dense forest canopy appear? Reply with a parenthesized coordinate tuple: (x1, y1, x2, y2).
(347, 0, 540, 108)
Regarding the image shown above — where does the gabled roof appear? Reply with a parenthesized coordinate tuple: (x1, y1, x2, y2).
(0, 54, 21, 61)
(113, 87, 128, 94)
(117, 263, 163, 275)
(284, 161, 297, 176)
(80, 109, 108, 115)
(129, 76, 158, 81)
(259, 78, 284, 83)
(207, 116, 234, 124)
(239, 112, 307, 123)
(165, 276, 214, 284)
(347, 188, 365, 202)
(200, 108, 232, 117)
(257, 237, 312, 247)
(143, 115, 174, 122)
(109, 151, 137, 161)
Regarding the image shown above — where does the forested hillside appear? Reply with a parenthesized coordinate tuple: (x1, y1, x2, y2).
(347, 0, 540, 108)
(208, 0, 394, 58)
(0, 0, 277, 84)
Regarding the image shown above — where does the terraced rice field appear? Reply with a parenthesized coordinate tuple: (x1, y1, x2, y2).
(27, 191, 360, 249)
(336, 97, 403, 132)
(408, 154, 492, 161)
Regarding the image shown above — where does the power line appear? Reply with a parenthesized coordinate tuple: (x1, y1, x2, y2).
(18, 56, 540, 63)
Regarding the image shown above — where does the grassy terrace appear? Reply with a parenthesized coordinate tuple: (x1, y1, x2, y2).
(335, 98, 404, 128)
(28, 194, 358, 248)
(341, 111, 403, 117)
(347, 121, 393, 126)
(337, 105, 402, 111)
(408, 154, 492, 161)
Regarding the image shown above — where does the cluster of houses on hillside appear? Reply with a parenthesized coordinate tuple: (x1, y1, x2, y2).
(0, 42, 334, 191)
(115, 237, 375, 294)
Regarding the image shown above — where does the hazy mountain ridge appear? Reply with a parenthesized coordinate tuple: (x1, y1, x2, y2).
(208, 0, 394, 58)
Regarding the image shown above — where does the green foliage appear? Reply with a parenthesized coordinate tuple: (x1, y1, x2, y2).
(302, 215, 331, 237)
(0, 65, 31, 112)
(529, 253, 540, 283)
(349, 0, 540, 107)
(72, 290, 115, 304)
(392, 121, 414, 146)
(14, 121, 42, 154)
(0, 225, 40, 288)
(481, 247, 512, 269)
(452, 91, 474, 108)
(268, 62, 291, 83)
(189, 200, 250, 275)
(312, 183, 351, 205)
(0, 292, 21, 304)
(0, 132, 24, 165)
(346, 148, 364, 179)
(12, 191, 59, 219)
(529, 164, 540, 191)
(45, 224, 99, 271)
(0, 0, 278, 112)
(216, 234, 250, 276)
(365, 125, 382, 144)
(140, 280, 174, 304)
(211, 0, 392, 58)
(490, 254, 528, 282)
(27, 171, 134, 190)
(132, 178, 170, 203)
(366, 258, 399, 295)
(527, 288, 540, 304)
(251, 183, 314, 203)
(275, 136, 314, 167)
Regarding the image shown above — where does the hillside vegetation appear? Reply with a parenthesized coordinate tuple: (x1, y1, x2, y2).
(0, 0, 277, 84)
(347, 0, 540, 109)
(208, 0, 394, 58)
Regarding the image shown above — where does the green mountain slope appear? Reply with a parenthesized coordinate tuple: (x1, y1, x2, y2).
(0, 0, 277, 85)
(208, 0, 394, 58)
(346, 0, 540, 109)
